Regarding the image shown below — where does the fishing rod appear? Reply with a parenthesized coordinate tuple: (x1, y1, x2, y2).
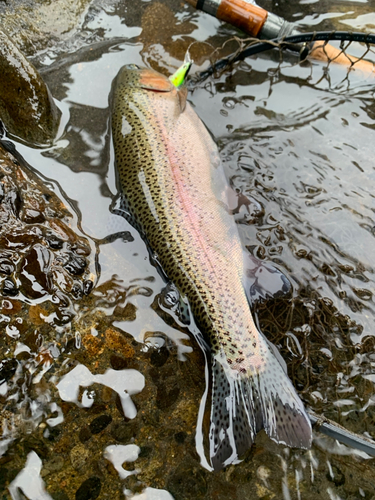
(186, 0, 375, 73)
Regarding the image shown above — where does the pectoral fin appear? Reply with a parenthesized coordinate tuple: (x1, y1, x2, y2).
(139, 69, 175, 92)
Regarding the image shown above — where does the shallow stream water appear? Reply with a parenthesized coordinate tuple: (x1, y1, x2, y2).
(1, 0, 375, 499)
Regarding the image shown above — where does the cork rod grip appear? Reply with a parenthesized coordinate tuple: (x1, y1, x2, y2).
(186, 0, 268, 37)
(217, 0, 267, 36)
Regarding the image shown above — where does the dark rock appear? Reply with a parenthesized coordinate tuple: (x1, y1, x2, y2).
(46, 427, 61, 442)
(71, 282, 83, 299)
(69, 241, 91, 256)
(150, 345, 169, 367)
(79, 427, 92, 443)
(174, 432, 187, 444)
(0, 358, 17, 384)
(83, 279, 93, 295)
(65, 337, 78, 353)
(3, 278, 18, 296)
(102, 231, 134, 244)
(0, 30, 61, 146)
(55, 308, 75, 325)
(19, 244, 51, 299)
(138, 446, 152, 458)
(22, 208, 45, 224)
(4, 188, 22, 217)
(64, 256, 87, 276)
(156, 384, 180, 410)
(89, 414, 112, 434)
(110, 355, 128, 370)
(46, 233, 64, 250)
(24, 331, 43, 351)
(75, 476, 101, 500)
(110, 421, 136, 443)
(0, 258, 14, 275)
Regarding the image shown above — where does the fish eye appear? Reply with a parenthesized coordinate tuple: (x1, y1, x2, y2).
(124, 64, 140, 70)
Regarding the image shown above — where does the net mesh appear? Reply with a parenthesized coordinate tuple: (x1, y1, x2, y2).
(190, 32, 375, 85)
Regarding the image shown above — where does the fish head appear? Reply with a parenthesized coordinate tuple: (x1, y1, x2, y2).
(112, 65, 188, 113)
(114, 66, 174, 92)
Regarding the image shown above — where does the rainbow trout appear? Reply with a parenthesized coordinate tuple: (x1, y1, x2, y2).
(111, 64, 312, 469)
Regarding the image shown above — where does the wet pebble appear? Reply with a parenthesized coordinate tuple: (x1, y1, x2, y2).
(0, 358, 17, 383)
(22, 208, 45, 224)
(69, 241, 91, 256)
(150, 345, 169, 367)
(71, 281, 83, 299)
(79, 426, 92, 443)
(110, 421, 136, 443)
(3, 278, 18, 296)
(89, 414, 112, 434)
(64, 256, 87, 276)
(52, 290, 70, 308)
(0, 30, 61, 146)
(19, 244, 51, 298)
(40, 455, 64, 477)
(138, 446, 152, 458)
(174, 431, 187, 444)
(83, 279, 93, 295)
(75, 476, 101, 500)
(4, 189, 23, 217)
(45, 233, 64, 250)
(70, 444, 90, 470)
(156, 384, 180, 410)
(110, 354, 128, 370)
(0, 258, 14, 275)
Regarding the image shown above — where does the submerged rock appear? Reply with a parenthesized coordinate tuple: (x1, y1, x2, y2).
(0, 30, 60, 146)
(0, 140, 95, 303)
(0, 139, 98, 468)
(0, 0, 94, 56)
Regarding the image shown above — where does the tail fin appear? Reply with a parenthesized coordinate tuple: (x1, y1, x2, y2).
(209, 347, 312, 470)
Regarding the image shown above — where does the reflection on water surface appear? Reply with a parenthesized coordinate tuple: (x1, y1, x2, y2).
(1, 0, 375, 498)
